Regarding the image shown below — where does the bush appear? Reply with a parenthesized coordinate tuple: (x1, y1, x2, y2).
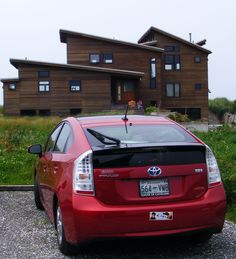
(145, 105, 159, 114)
(168, 112, 189, 122)
(209, 98, 236, 120)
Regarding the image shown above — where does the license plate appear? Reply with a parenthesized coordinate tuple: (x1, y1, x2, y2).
(149, 211, 173, 221)
(139, 178, 169, 197)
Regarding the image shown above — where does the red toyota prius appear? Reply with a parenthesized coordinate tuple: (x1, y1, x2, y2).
(28, 115, 226, 255)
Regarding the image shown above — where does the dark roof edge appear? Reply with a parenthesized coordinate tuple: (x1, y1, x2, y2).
(9, 59, 144, 77)
(1, 78, 19, 83)
(59, 29, 164, 53)
(138, 26, 212, 54)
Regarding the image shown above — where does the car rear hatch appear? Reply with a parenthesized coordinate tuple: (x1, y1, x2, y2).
(92, 143, 208, 205)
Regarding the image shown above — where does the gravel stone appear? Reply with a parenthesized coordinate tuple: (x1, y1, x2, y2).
(0, 191, 235, 259)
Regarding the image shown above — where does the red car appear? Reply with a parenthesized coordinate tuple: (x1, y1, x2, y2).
(28, 115, 226, 255)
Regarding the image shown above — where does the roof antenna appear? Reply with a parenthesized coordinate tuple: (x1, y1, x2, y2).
(122, 105, 129, 121)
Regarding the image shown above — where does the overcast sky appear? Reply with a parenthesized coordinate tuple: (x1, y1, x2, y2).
(1, 0, 236, 105)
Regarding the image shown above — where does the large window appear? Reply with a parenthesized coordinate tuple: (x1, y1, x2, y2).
(90, 53, 100, 64)
(166, 83, 180, 97)
(103, 53, 113, 64)
(164, 55, 180, 70)
(39, 81, 50, 92)
(150, 58, 157, 88)
(70, 80, 81, 92)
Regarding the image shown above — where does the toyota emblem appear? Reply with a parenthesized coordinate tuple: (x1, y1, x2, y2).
(147, 166, 162, 177)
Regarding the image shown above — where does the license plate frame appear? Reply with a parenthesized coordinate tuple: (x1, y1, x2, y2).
(139, 178, 170, 197)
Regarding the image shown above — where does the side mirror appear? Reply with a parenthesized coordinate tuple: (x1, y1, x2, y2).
(28, 144, 42, 156)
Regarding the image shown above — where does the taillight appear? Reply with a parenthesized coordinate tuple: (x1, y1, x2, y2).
(73, 150, 95, 195)
(206, 146, 221, 187)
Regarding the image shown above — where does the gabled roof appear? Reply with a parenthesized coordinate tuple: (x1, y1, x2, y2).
(138, 26, 212, 54)
(60, 29, 163, 53)
(9, 59, 144, 78)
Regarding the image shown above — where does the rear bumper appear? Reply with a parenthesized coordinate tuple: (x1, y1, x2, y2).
(66, 184, 226, 244)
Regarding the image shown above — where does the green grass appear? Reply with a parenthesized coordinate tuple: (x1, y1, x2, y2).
(0, 116, 235, 222)
(0, 117, 60, 184)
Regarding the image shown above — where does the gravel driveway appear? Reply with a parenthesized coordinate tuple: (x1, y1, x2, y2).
(0, 191, 236, 259)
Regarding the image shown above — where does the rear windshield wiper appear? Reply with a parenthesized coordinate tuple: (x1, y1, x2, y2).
(87, 128, 121, 146)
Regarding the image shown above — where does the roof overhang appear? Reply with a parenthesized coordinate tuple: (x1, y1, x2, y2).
(10, 59, 144, 78)
(138, 26, 212, 54)
(1, 78, 19, 83)
(60, 29, 163, 53)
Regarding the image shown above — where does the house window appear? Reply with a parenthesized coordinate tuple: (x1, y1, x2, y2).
(150, 58, 157, 88)
(194, 56, 201, 63)
(103, 53, 113, 64)
(90, 53, 100, 64)
(70, 108, 82, 115)
(164, 55, 180, 70)
(39, 81, 50, 92)
(195, 83, 202, 90)
(8, 83, 16, 90)
(70, 80, 81, 92)
(20, 109, 36, 116)
(38, 71, 50, 77)
(164, 46, 180, 52)
(39, 109, 51, 116)
(166, 83, 180, 97)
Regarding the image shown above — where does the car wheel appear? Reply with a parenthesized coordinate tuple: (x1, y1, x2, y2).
(56, 204, 78, 255)
(34, 174, 44, 210)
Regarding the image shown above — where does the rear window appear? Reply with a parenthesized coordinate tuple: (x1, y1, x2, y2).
(85, 124, 197, 146)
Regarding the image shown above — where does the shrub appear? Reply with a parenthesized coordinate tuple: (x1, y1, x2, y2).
(168, 112, 189, 122)
(209, 98, 236, 120)
(145, 105, 159, 114)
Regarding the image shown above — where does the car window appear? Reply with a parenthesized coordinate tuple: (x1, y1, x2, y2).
(45, 123, 64, 152)
(54, 123, 73, 153)
(85, 124, 197, 145)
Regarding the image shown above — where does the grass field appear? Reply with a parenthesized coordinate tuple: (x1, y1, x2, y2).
(0, 116, 235, 222)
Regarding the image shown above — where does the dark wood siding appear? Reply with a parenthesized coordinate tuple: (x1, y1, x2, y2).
(66, 36, 163, 107)
(4, 65, 111, 116)
(149, 33, 209, 120)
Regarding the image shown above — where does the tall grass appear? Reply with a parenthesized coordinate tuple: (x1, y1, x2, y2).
(0, 117, 60, 184)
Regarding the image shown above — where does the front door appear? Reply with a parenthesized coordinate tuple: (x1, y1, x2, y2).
(112, 80, 137, 105)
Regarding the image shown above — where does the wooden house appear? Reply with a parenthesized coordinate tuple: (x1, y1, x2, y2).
(1, 26, 211, 120)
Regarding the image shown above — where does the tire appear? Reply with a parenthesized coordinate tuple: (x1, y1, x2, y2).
(34, 174, 44, 210)
(56, 204, 78, 255)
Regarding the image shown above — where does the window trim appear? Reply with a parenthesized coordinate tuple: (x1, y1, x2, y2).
(165, 82, 181, 97)
(89, 53, 101, 64)
(164, 54, 181, 71)
(38, 81, 50, 93)
(69, 80, 81, 92)
(150, 58, 157, 89)
(103, 53, 113, 64)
